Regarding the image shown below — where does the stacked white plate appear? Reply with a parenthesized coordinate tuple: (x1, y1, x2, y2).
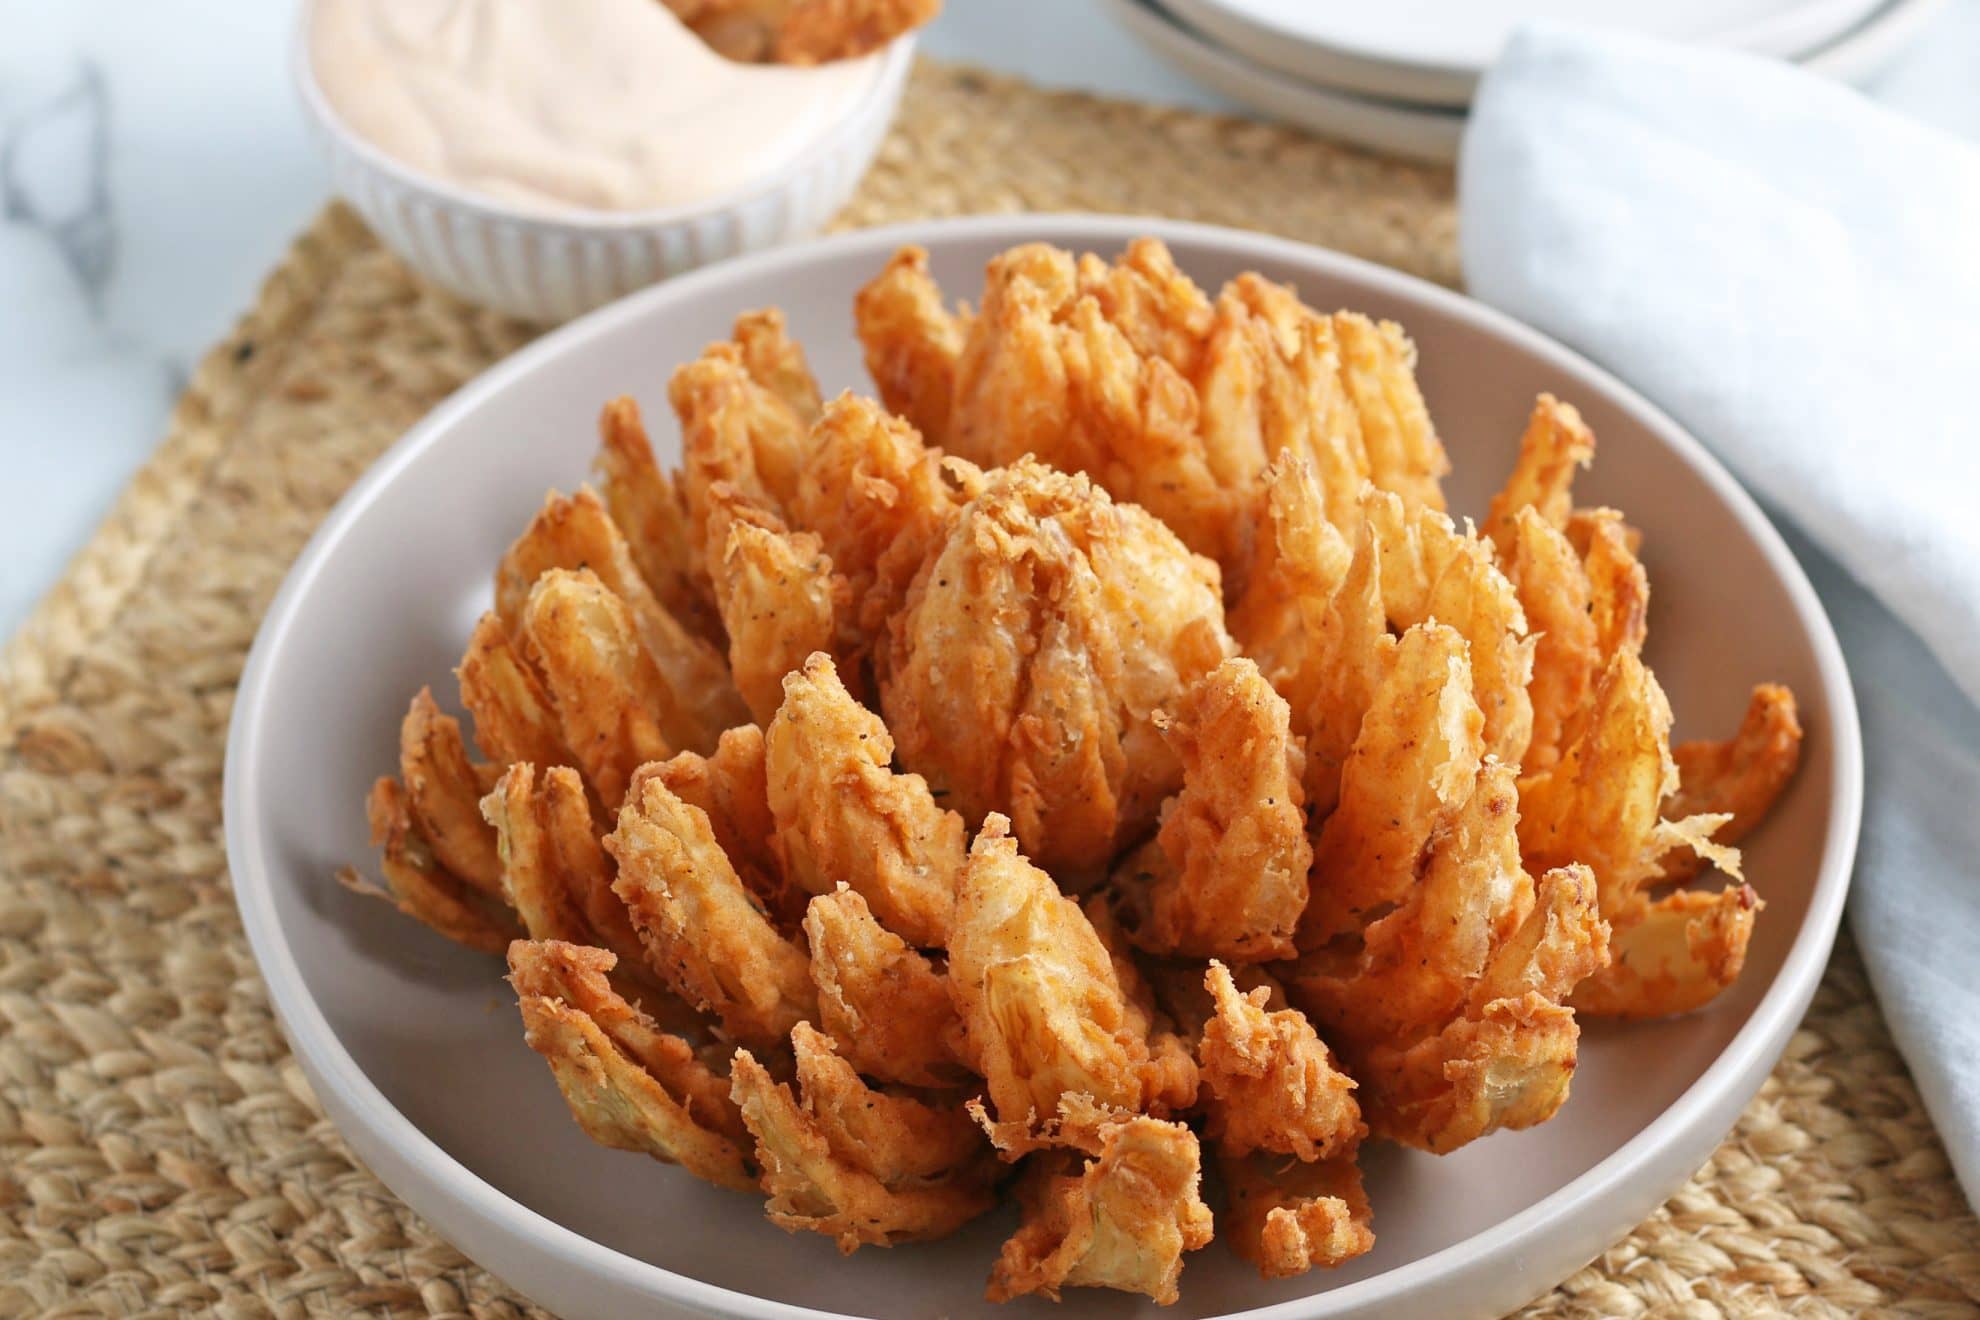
(1101, 0, 1949, 163)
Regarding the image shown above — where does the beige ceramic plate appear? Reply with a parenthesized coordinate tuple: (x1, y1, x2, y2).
(224, 215, 1861, 1320)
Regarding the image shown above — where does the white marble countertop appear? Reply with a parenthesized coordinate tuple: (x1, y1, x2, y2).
(3, 0, 1978, 639)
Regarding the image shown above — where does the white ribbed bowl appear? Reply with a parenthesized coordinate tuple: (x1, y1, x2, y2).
(293, 9, 913, 324)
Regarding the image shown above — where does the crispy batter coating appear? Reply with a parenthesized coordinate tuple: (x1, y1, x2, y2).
(942, 242, 1238, 565)
(943, 241, 1073, 469)
(938, 245, 1235, 565)
(1518, 651, 1685, 921)
(632, 725, 801, 932)
(804, 885, 969, 1088)
(1517, 651, 1765, 1019)
(1364, 486, 1535, 766)
(498, 487, 744, 753)
(1500, 507, 1598, 774)
(790, 391, 986, 638)
(1113, 658, 1311, 963)
(1237, 465, 1392, 818)
(1483, 394, 1595, 552)
(946, 815, 1159, 1127)
(856, 241, 1441, 583)
(791, 1022, 988, 1181)
(1289, 745, 1610, 1151)
(483, 763, 596, 947)
(399, 688, 503, 895)
(985, 1099, 1214, 1305)
(732, 308, 825, 421)
(1573, 508, 1650, 665)
(1200, 303, 1367, 592)
(481, 763, 666, 995)
(605, 776, 816, 1051)
(1573, 885, 1760, 1019)
(1140, 957, 1288, 1047)
(456, 612, 571, 771)
(1331, 312, 1448, 514)
(359, 776, 518, 953)
(729, 1024, 997, 1252)
(854, 245, 970, 443)
(704, 489, 848, 727)
(881, 459, 1232, 874)
(594, 395, 723, 645)
(1076, 237, 1216, 373)
(518, 568, 683, 808)
(1301, 623, 1484, 946)
(1359, 991, 1580, 1154)
(353, 239, 1819, 1302)
(1199, 962, 1363, 1162)
(668, 321, 817, 550)
(766, 653, 964, 947)
(1663, 685, 1803, 882)
(1219, 1152, 1374, 1279)
(1082, 898, 1202, 1116)
(509, 940, 756, 1191)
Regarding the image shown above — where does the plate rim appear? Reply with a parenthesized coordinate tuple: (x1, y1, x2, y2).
(1101, 0, 1464, 164)
(1151, 0, 1890, 106)
(223, 212, 1865, 1320)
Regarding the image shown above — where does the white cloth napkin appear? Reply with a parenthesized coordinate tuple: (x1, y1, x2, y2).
(1461, 25, 1980, 1211)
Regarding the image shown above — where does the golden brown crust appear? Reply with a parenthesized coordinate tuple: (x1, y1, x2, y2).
(1663, 684, 1803, 882)
(1363, 485, 1535, 767)
(594, 395, 724, 645)
(1219, 1152, 1374, 1279)
(766, 652, 963, 947)
(985, 1101, 1214, 1305)
(772, 0, 940, 63)
(803, 886, 969, 1088)
(945, 815, 1157, 1128)
(945, 242, 1238, 566)
(668, 325, 817, 550)
(481, 764, 664, 996)
(605, 776, 816, 1051)
(1330, 312, 1449, 515)
(359, 776, 518, 953)
(1574, 508, 1650, 666)
(482, 763, 593, 946)
(497, 487, 744, 753)
(1572, 885, 1760, 1019)
(1301, 623, 1484, 946)
(854, 246, 969, 444)
(1518, 651, 1683, 920)
(704, 490, 848, 727)
(1500, 507, 1598, 774)
(509, 940, 756, 1191)
(517, 568, 683, 808)
(790, 391, 984, 639)
(1198, 963, 1363, 1162)
(880, 459, 1231, 875)
(1113, 658, 1310, 963)
(456, 611, 571, 771)
(1290, 850, 1608, 1153)
(633, 725, 801, 932)
(399, 688, 504, 895)
(1483, 393, 1595, 552)
(729, 1024, 997, 1253)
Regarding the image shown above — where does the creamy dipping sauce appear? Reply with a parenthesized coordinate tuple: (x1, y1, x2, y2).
(309, 0, 885, 214)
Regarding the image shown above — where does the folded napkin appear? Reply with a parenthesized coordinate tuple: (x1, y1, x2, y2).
(1461, 27, 1980, 1210)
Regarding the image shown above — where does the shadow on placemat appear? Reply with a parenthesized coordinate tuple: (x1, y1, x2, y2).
(1, 60, 1975, 1317)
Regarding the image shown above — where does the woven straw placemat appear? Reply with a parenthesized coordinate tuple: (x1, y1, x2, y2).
(1, 60, 1974, 1318)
